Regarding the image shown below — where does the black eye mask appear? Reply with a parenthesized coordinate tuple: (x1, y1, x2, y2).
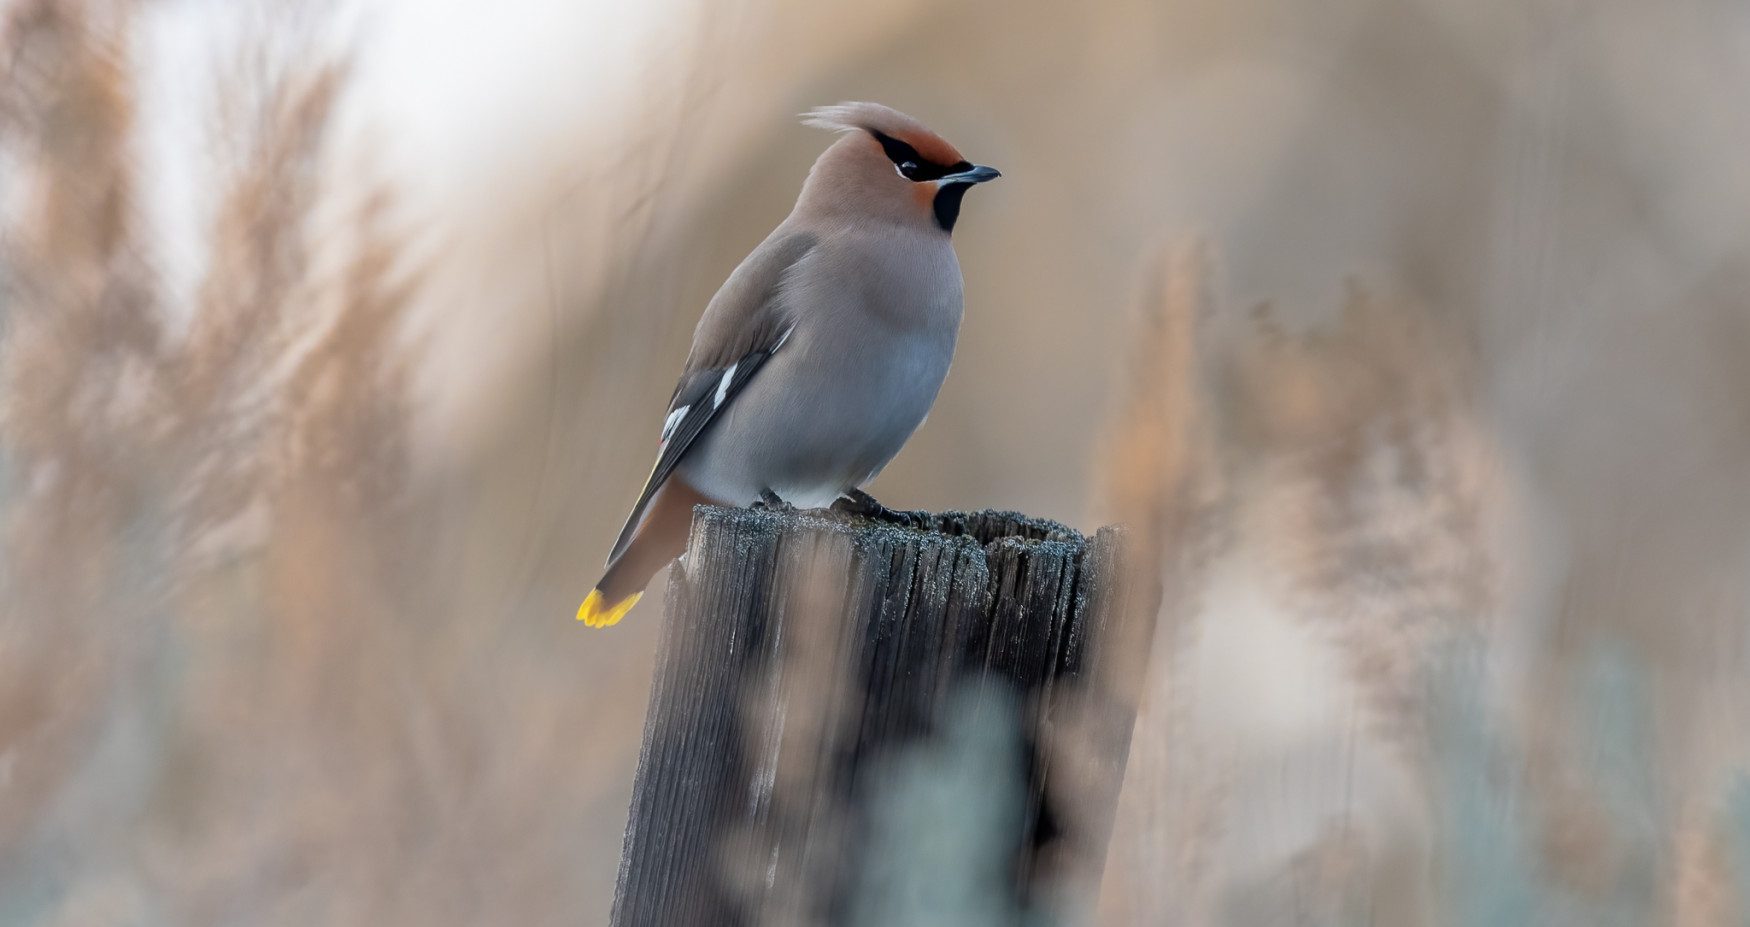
(869, 130, 972, 183)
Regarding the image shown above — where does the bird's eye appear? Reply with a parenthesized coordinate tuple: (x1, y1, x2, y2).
(898, 161, 919, 179)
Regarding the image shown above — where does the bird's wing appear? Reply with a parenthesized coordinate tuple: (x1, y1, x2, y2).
(605, 231, 818, 565)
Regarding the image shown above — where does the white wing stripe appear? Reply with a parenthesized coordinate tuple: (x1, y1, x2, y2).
(677, 330, 789, 437)
(660, 405, 688, 443)
(713, 362, 739, 408)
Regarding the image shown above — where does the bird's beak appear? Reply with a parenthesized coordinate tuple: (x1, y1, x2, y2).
(937, 165, 1001, 186)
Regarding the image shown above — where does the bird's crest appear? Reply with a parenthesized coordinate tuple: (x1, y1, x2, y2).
(803, 101, 965, 169)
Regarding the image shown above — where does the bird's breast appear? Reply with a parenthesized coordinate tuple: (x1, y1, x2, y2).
(795, 226, 964, 334)
(678, 228, 966, 506)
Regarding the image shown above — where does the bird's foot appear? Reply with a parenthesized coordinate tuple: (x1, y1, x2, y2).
(751, 488, 796, 514)
(831, 488, 934, 529)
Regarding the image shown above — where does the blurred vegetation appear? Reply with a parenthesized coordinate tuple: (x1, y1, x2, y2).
(4, 0, 1750, 924)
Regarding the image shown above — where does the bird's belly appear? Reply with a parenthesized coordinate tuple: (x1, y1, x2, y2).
(679, 331, 951, 508)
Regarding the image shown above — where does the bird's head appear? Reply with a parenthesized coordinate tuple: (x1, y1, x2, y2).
(797, 102, 1000, 234)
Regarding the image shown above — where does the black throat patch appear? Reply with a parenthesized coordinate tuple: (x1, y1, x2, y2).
(933, 183, 971, 233)
(868, 129, 976, 233)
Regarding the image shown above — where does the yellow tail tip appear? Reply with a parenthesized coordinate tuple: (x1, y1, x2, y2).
(577, 589, 641, 628)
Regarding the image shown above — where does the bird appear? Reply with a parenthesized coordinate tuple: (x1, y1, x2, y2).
(578, 102, 1001, 628)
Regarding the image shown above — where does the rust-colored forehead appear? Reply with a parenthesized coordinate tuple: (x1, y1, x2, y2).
(887, 129, 963, 167)
(805, 102, 968, 166)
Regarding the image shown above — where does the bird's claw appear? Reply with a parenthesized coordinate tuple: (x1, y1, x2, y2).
(832, 489, 933, 529)
(752, 488, 796, 513)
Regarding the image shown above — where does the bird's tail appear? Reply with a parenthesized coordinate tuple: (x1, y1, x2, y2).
(577, 477, 713, 628)
(576, 587, 641, 628)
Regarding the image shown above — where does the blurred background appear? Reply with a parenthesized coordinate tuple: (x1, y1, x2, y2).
(4, 0, 1750, 923)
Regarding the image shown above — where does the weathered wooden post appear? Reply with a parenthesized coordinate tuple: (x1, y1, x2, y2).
(611, 505, 1157, 926)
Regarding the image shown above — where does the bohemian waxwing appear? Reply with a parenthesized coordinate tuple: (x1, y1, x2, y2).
(578, 102, 1000, 627)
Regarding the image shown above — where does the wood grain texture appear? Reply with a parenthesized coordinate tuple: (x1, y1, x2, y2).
(611, 506, 1155, 926)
